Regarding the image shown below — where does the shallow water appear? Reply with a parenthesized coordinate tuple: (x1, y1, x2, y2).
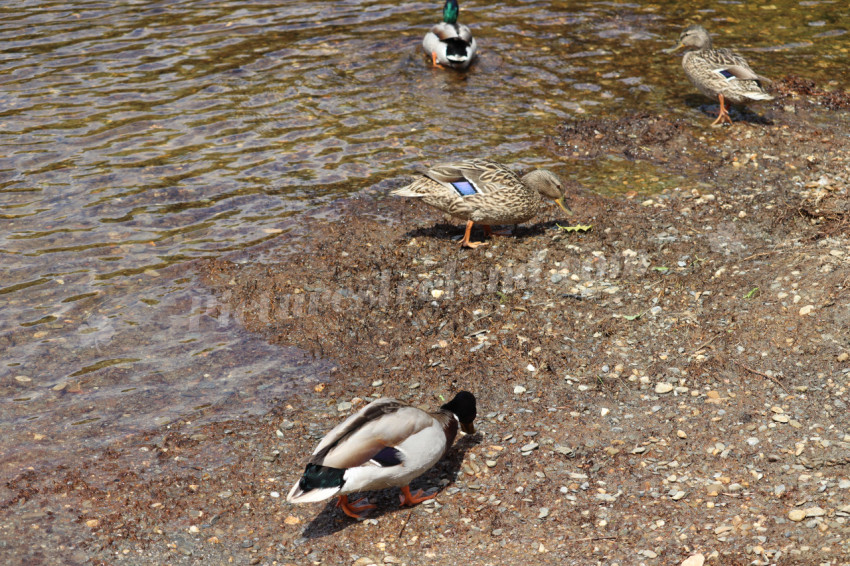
(1, 0, 848, 473)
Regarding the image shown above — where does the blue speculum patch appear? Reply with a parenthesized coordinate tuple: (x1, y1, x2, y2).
(451, 180, 477, 196)
(717, 69, 735, 80)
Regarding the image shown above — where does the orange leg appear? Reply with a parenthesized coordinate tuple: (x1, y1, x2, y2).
(336, 495, 376, 519)
(399, 485, 437, 507)
(431, 52, 444, 68)
(459, 220, 486, 249)
(483, 225, 512, 237)
(711, 93, 733, 126)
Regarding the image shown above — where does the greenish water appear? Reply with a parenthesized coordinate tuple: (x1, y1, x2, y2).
(0, 0, 847, 471)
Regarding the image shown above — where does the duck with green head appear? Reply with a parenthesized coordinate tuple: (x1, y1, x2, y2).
(423, 0, 477, 69)
(287, 392, 477, 519)
(663, 25, 773, 126)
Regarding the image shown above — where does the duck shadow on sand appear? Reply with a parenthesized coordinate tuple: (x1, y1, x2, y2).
(296, 433, 482, 541)
(404, 219, 565, 247)
(684, 94, 773, 125)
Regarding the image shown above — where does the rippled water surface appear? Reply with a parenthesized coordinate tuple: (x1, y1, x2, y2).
(1, 0, 848, 472)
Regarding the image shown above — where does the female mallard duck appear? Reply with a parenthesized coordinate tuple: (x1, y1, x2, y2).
(423, 0, 477, 69)
(664, 25, 773, 126)
(287, 391, 476, 519)
(391, 159, 570, 248)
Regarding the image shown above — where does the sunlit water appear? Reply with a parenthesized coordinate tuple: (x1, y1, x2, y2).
(1, 0, 848, 473)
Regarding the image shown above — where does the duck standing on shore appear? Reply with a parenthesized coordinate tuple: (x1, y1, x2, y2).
(423, 0, 477, 69)
(664, 25, 773, 126)
(287, 392, 477, 519)
(391, 159, 570, 248)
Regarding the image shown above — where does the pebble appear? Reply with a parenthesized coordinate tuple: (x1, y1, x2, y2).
(491, 529, 503, 536)
(538, 507, 550, 519)
(14, 375, 32, 383)
(680, 554, 705, 566)
(372, 380, 383, 387)
(837, 352, 849, 362)
(789, 509, 807, 522)
(337, 401, 352, 412)
(655, 382, 674, 394)
(805, 506, 826, 517)
(514, 385, 527, 394)
(772, 414, 790, 423)
(799, 305, 814, 316)
(600, 407, 610, 417)
(520, 442, 539, 452)
(839, 480, 850, 489)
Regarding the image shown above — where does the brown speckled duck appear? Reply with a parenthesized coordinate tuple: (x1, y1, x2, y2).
(664, 25, 773, 126)
(287, 392, 476, 519)
(391, 159, 570, 248)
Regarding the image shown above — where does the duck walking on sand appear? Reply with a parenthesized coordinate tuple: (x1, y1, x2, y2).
(664, 25, 773, 126)
(423, 0, 477, 69)
(287, 392, 476, 519)
(391, 159, 570, 249)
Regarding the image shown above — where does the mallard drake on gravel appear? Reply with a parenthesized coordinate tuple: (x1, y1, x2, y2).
(391, 158, 570, 248)
(287, 391, 476, 519)
(423, 0, 477, 69)
(663, 24, 774, 126)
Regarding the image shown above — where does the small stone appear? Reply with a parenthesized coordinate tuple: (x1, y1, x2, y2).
(352, 558, 378, 566)
(600, 407, 610, 417)
(772, 414, 790, 423)
(372, 380, 383, 387)
(485, 460, 497, 467)
(799, 305, 814, 316)
(789, 509, 807, 522)
(680, 554, 705, 566)
(337, 401, 352, 412)
(14, 375, 32, 383)
(655, 382, 674, 394)
(431, 289, 444, 299)
(85, 519, 100, 528)
(805, 506, 826, 517)
(526, 364, 536, 372)
(838, 352, 849, 362)
(188, 525, 200, 533)
(240, 539, 254, 548)
(838, 480, 850, 489)
(491, 529, 503, 536)
(520, 442, 539, 452)
(677, 430, 687, 439)
(538, 507, 550, 519)
(270, 491, 280, 498)
(514, 385, 527, 394)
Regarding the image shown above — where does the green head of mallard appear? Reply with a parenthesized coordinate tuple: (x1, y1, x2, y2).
(441, 391, 477, 434)
(442, 0, 460, 25)
(663, 24, 712, 54)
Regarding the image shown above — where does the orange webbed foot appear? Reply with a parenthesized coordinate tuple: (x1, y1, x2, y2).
(399, 485, 437, 507)
(337, 495, 376, 519)
(431, 52, 445, 68)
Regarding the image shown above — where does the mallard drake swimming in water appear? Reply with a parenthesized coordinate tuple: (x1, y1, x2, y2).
(287, 391, 476, 519)
(664, 25, 773, 126)
(391, 159, 570, 248)
(423, 0, 477, 69)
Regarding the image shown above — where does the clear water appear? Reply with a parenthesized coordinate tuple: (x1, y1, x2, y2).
(1, 0, 848, 473)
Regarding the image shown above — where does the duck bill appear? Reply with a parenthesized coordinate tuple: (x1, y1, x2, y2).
(460, 421, 476, 434)
(555, 197, 572, 215)
(661, 43, 684, 55)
